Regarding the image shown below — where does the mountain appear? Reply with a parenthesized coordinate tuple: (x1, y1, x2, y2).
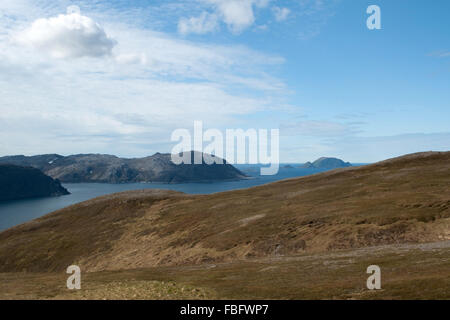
(301, 157, 352, 169)
(0, 164, 69, 201)
(0, 152, 246, 184)
(0, 151, 448, 274)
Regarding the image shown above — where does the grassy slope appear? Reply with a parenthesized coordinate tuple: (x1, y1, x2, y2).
(1, 241, 448, 299)
(0, 152, 449, 274)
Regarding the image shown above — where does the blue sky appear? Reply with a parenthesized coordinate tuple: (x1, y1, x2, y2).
(0, 0, 449, 162)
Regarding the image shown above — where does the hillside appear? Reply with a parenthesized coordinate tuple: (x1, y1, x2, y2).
(0, 165, 69, 202)
(0, 151, 448, 274)
(0, 152, 246, 183)
(1, 240, 448, 300)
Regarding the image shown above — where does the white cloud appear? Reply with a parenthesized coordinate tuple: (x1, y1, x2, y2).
(115, 53, 147, 65)
(273, 7, 290, 22)
(106, 25, 284, 84)
(178, 11, 219, 35)
(0, 2, 288, 157)
(15, 8, 116, 59)
(179, 0, 270, 35)
(213, 0, 256, 34)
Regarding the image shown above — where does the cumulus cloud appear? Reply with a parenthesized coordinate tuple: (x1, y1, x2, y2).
(16, 7, 116, 59)
(179, 0, 270, 35)
(178, 11, 219, 35)
(273, 7, 290, 22)
(213, 0, 256, 33)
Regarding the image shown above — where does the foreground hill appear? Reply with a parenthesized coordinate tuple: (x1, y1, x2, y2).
(0, 165, 69, 202)
(0, 152, 246, 183)
(0, 151, 448, 274)
(1, 240, 448, 299)
(301, 157, 352, 169)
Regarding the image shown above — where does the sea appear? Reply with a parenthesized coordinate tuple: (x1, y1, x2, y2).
(0, 164, 365, 231)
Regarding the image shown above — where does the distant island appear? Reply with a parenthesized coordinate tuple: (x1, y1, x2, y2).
(0, 152, 246, 184)
(300, 157, 352, 169)
(0, 164, 69, 201)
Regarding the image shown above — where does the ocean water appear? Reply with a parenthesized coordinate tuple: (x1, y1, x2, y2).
(0, 165, 345, 231)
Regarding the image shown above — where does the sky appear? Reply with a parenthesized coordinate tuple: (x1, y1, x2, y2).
(0, 0, 449, 163)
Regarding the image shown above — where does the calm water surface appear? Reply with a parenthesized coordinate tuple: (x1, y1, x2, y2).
(0, 165, 343, 231)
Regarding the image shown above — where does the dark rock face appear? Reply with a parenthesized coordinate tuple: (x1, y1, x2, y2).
(301, 157, 352, 169)
(0, 152, 247, 184)
(0, 164, 70, 201)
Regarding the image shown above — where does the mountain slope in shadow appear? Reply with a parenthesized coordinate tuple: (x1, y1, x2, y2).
(0, 164, 69, 202)
(0, 151, 246, 183)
